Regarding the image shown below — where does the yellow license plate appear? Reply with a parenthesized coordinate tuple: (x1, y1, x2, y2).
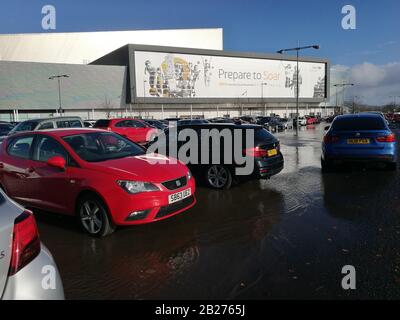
(267, 149, 278, 156)
(347, 138, 370, 144)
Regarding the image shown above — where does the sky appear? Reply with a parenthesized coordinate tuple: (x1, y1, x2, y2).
(1, 0, 399, 105)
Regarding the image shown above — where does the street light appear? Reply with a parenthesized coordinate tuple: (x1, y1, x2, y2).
(333, 83, 354, 114)
(49, 74, 69, 115)
(261, 82, 268, 116)
(389, 95, 400, 111)
(277, 45, 320, 135)
(353, 95, 361, 113)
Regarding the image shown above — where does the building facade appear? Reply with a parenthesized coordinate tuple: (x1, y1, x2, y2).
(0, 29, 336, 121)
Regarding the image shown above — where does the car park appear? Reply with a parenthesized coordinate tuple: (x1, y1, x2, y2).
(148, 123, 284, 189)
(93, 118, 159, 144)
(0, 129, 196, 237)
(0, 191, 64, 300)
(321, 113, 397, 171)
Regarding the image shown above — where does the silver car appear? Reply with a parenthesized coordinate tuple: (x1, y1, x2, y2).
(0, 191, 64, 300)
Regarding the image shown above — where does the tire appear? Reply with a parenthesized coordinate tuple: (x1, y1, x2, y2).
(205, 165, 233, 190)
(387, 162, 397, 171)
(77, 194, 116, 237)
(321, 158, 333, 173)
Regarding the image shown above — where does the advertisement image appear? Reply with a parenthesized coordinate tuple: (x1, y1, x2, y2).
(135, 51, 327, 100)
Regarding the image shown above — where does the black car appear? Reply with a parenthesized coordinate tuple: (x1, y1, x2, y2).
(148, 123, 284, 189)
(209, 118, 245, 125)
(177, 119, 210, 126)
(240, 116, 257, 124)
(142, 119, 168, 130)
(256, 116, 272, 126)
(256, 116, 282, 132)
(0, 123, 15, 137)
(269, 118, 286, 132)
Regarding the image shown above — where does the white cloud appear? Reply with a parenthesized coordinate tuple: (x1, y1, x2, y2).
(350, 63, 386, 87)
(331, 62, 400, 105)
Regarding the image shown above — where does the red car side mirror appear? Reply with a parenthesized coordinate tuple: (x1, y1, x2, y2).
(47, 156, 66, 170)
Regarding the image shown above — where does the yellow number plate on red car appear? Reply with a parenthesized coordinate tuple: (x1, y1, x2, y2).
(347, 138, 370, 144)
(267, 149, 278, 157)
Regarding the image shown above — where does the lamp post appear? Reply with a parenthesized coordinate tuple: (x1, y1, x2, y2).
(389, 96, 400, 111)
(143, 80, 147, 107)
(240, 90, 247, 116)
(49, 74, 69, 115)
(352, 95, 360, 113)
(261, 82, 268, 116)
(277, 44, 320, 135)
(333, 83, 354, 114)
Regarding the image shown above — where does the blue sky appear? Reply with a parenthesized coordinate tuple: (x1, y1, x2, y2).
(1, 0, 399, 65)
(1, 0, 399, 104)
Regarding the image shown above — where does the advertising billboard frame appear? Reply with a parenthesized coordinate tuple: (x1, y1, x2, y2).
(129, 44, 330, 104)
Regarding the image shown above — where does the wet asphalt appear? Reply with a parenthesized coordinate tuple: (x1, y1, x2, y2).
(36, 124, 400, 300)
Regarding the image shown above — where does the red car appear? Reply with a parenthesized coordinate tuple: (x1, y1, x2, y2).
(305, 116, 318, 125)
(0, 129, 196, 237)
(94, 118, 159, 144)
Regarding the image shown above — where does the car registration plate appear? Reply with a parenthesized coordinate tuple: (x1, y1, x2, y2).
(168, 188, 191, 204)
(268, 149, 278, 157)
(347, 138, 370, 144)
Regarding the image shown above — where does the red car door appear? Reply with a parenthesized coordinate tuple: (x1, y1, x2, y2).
(111, 120, 153, 143)
(0, 135, 37, 205)
(112, 120, 131, 139)
(114, 120, 147, 143)
(129, 120, 150, 143)
(28, 134, 79, 214)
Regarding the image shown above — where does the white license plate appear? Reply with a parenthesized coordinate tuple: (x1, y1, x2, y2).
(168, 188, 191, 204)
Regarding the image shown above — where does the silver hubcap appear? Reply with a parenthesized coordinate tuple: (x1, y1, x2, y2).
(207, 165, 228, 188)
(80, 201, 103, 234)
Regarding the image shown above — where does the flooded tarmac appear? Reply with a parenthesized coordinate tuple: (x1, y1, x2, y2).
(36, 124, 400, 299)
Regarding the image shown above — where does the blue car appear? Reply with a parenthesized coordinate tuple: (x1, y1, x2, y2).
(322, 114, 397, 171)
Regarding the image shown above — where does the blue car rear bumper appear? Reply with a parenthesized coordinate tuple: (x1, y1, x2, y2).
(322, 143, 397, 163)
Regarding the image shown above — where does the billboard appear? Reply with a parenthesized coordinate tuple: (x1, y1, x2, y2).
(134, 50, 327, 102)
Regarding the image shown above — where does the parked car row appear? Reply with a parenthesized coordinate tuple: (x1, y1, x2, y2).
(0, 118, 284, 237)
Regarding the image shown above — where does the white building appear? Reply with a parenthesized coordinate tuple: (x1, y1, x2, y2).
(0, 28, 336, 121)
(0, 28, 223, 64)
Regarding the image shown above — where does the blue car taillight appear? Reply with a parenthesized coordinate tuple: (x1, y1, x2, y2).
(323, 135, 339, 144)
(376, 133, 396, 143)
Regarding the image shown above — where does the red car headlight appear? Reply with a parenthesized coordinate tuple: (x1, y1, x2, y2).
(117, 180, 160, 194)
